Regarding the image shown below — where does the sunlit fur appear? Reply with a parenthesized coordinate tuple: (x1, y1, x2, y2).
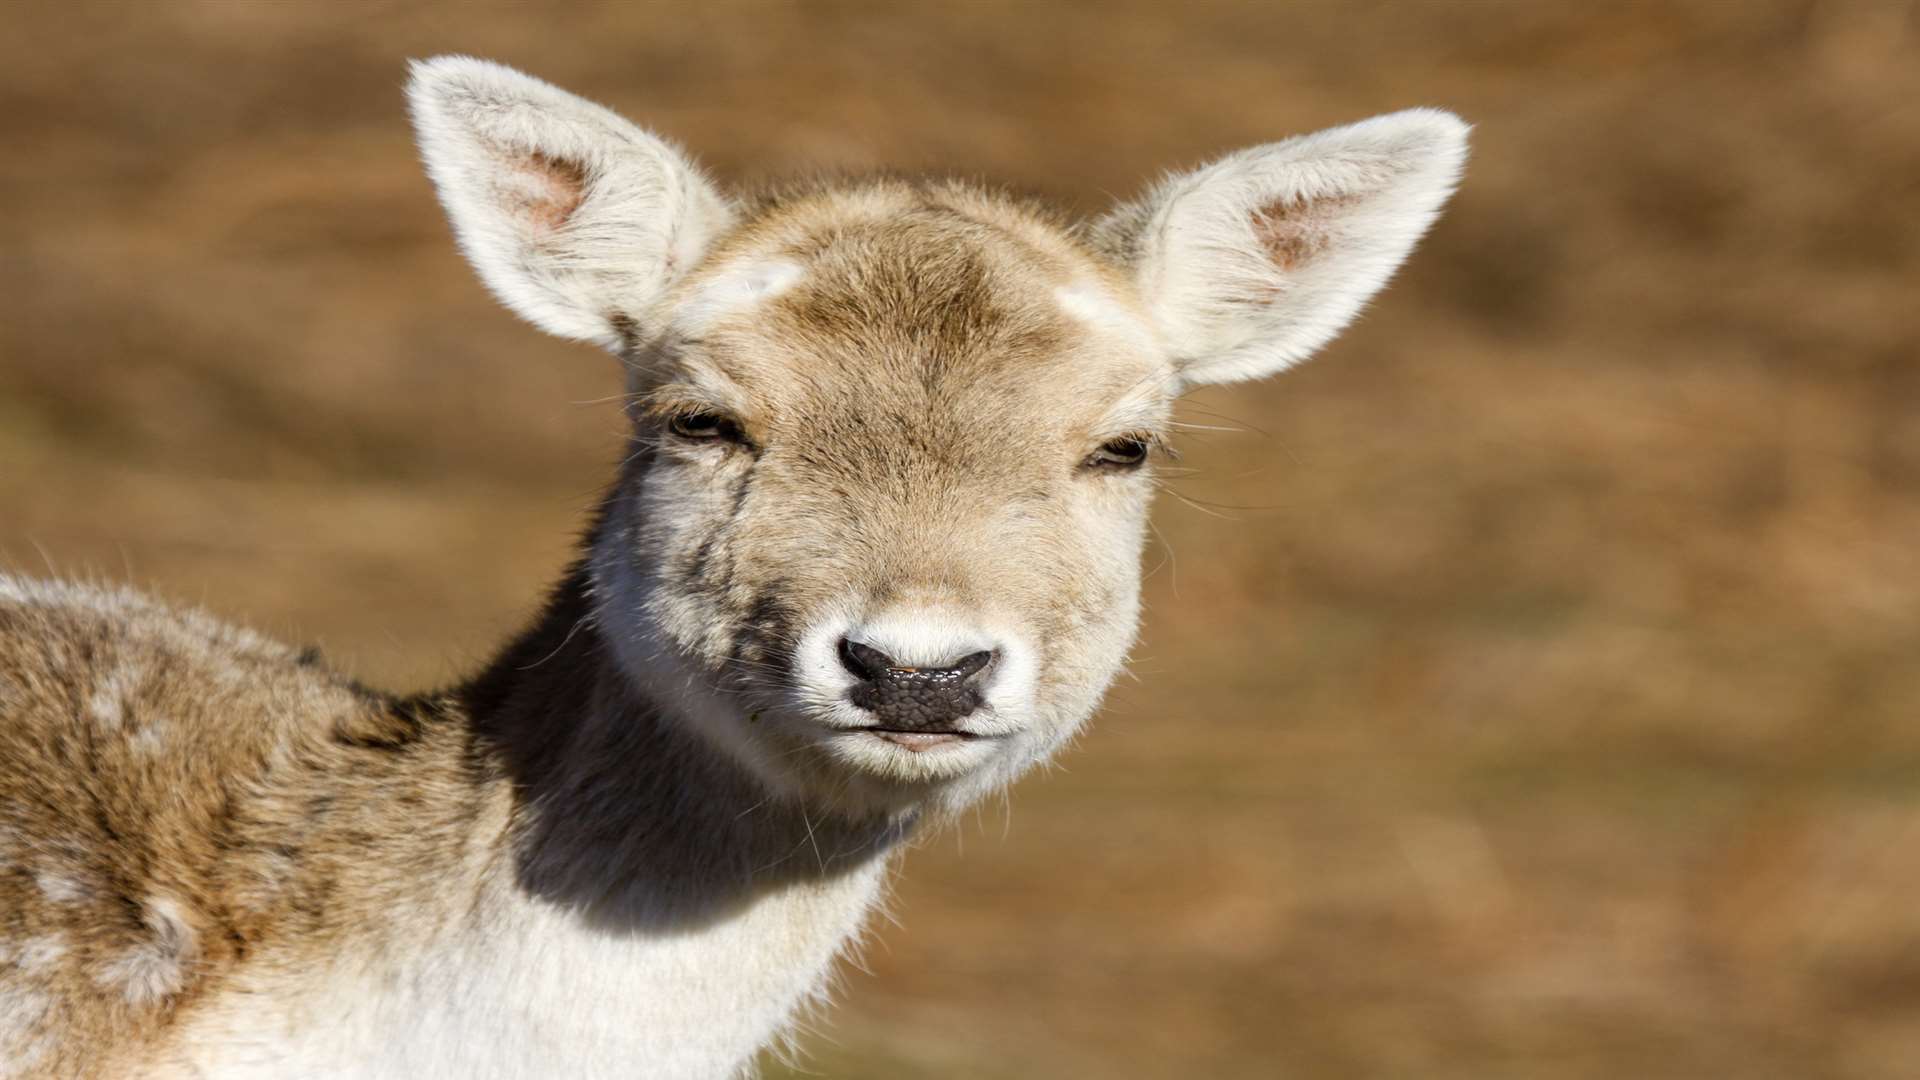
(0, 56, 1464, 1078)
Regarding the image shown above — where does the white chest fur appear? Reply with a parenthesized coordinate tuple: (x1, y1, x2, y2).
(166, 859, 891, 1080)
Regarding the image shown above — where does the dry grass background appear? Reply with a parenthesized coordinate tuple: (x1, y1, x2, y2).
(4, 1, 1918, 1076)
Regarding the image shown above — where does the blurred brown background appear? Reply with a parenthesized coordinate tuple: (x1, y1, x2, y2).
(4, 2, 1918, 1076)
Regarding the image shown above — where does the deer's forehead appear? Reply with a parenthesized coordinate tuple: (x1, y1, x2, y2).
(670, 226, 1170, 426)
(685, 301, 1167, 435)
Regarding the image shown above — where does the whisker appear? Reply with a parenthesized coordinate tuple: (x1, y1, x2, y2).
(516, 613, 597, 670)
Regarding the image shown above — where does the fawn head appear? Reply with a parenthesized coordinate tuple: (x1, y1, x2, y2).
(408, 57, 1465, 818)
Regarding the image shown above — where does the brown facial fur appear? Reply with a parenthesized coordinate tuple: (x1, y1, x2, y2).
(606, 179, 1170, 810)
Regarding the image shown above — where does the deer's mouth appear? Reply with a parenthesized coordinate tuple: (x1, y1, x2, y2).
(859, 728, 979, 751)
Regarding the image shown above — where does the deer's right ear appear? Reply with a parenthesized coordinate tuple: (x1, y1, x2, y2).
(407, 56, 733, 349)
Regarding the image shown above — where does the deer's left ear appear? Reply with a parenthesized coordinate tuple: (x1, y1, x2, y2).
(1092, 109, 1468, 387)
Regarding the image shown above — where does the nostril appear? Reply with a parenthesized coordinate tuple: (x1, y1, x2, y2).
(950, 650, 996, 681)
(838, 639, 997, 685)
(838, 638, 895, 682)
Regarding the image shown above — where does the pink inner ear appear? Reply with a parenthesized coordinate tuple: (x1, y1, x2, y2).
(502, 148, 589, 233)
(1249, 192, 1357, 272)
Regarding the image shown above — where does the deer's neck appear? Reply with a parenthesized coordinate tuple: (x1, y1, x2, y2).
(461, 559, 909, 930)
(182, 560, 905, 1078)
(436, 560, 904, 1071)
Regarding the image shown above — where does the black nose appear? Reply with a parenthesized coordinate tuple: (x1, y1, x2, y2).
(838, 639, 996, 730)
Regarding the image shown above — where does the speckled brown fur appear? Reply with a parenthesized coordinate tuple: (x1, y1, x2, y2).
(0, 579, 505, 1074)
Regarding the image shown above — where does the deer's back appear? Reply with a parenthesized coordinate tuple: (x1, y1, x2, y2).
(0, 576, 392, 1077)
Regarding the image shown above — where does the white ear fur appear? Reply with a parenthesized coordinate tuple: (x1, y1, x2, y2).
(406, 56, 734, 349)
(1095, 109, 1468, 386)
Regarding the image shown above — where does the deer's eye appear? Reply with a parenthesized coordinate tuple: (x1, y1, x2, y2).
(1084, 435, 1152, 471)
(668, 409, 747, 445)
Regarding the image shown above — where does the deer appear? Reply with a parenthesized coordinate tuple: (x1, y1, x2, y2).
(0, 56, 1465, 1079)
